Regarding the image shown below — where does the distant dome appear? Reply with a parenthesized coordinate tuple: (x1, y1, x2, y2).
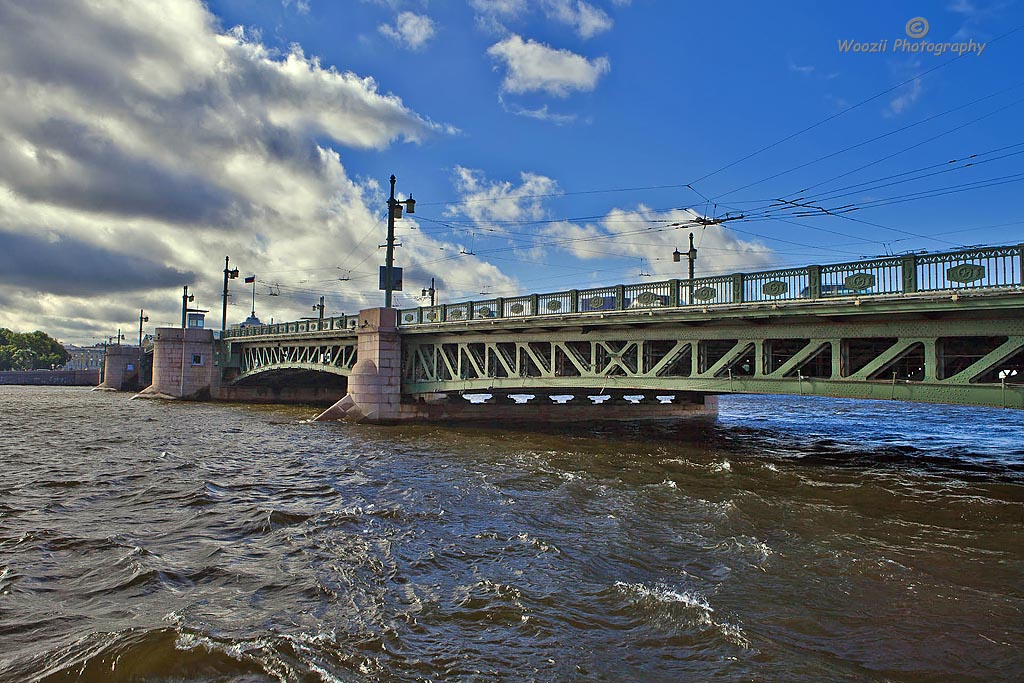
(240, 313, 263, 327)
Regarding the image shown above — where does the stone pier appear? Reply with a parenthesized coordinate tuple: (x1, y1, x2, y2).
(316, 307, 401, 422)
(97, 344, 141, 391)
(138, 328, 216, 399)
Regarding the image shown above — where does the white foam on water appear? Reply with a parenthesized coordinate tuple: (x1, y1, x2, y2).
(614, 581, 751, 649)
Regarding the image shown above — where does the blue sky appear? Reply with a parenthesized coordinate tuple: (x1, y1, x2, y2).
(0, 0, 1022, 342)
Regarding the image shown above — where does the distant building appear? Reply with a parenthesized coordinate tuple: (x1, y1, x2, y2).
(240, 312, 263, 328)
(63, 344, 105, 370)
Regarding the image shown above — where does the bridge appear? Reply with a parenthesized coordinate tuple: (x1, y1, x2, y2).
(159, 243, 1024, 422)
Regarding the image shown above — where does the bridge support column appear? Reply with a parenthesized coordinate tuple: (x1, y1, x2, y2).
(316, 308, 401, 423)
(136, 328, 216, 400)
(96, 344, 141, 391)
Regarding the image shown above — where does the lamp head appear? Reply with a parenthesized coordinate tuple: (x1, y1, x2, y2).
(404, 195, 415, 214)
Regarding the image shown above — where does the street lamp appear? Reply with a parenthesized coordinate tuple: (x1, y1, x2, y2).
(672, 232, 698, 281)
(222, 256, 240, 332)
(673, 232, 699, 303)
(312, 296, 325, 325)
(181, 286, 195, 328)
(421, 277, 436, 306)
(383, 174, 416, 309)
(138, 308, 149, 384)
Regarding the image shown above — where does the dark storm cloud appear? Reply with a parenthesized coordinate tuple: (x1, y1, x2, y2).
(0, 231, 194, 296)
(0, 119, 245, 225)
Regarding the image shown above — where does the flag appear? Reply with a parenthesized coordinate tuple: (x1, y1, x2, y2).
(244, 275, 255, 284)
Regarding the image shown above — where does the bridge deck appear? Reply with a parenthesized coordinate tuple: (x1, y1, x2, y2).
(222, 244, 1024, 409)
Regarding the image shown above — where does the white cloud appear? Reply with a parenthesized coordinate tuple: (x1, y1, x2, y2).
(543, 0, 613, 39)
(378, 11, 437, 50)
(470, 0, 615, 38)
(0, 0, 500, 342)
(447, 166, 559, 229)
(498, 97, 578, 124)
(948, 0, 978, 16)
(487, 34, 610, 96)
(282, 0, 311, 15)
(887, 77, 923, 116)
(542, 206, 778, 279)
(442, 170, 776, 290)
(470, 0, 526, 17)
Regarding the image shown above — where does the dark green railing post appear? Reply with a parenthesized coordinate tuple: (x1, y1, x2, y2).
(668, 279, 680, 306)
(615, 285, 625, 310)
(496, 297, 505, 318)
(468, 301, 475, 320)
(441, 304, 448, 322)
(807, 266, 821, 299)
(530, 294, 539, 316)
(570, 290, 579, 313)
(1018, 244, 1024, 286)
(902, 254, 918, 293)
(732, 273, 745, 303)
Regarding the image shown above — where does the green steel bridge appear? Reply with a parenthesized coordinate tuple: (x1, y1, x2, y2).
(222, 243, 1024, 409)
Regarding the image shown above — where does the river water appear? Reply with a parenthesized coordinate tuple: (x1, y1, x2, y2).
(0, 386, 1021, 682)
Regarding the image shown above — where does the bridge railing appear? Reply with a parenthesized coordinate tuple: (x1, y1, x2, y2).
(223, 244, 1023, 336)
(222, 314, 358, 339)
(395, 243, 1022, 326)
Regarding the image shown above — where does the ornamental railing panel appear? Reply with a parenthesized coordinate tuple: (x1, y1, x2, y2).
(624, 281, 673, 308)
(503, 296, 533, 317)
(821, 257, 903, 297)
(917, 245, 1022, 291)
(472, 299, 500, 319)
(538, 291, 573, 314)
(684, 275, 735, 306)
(579, 286, 618, 313)
(743, 268, 809, 303)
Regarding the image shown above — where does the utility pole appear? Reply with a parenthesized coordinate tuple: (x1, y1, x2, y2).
(222, 256, 239, 332)
(313, 296, 325, 324)
(421, 277, 436, 306)
(687, 232, 697, 281)
(181, 286, 194, 328)
(384, 174, 416, 308)
(673, 233, 698, 303)
(138, 308, 148, 384)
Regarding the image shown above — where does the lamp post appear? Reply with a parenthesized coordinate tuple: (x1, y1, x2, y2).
(421, 277, 436, 306)
(222, 256, 239, 332)
(673, 232, 698, 302)
(384, 174, 416, 309)
(181, 286, 195, 328)
(312, 296, 325, 326)
(138, 308, 149, 384)
(672, 232, 698, 279)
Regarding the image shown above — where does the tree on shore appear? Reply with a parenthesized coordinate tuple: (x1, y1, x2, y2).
(0, 329, 70, 370)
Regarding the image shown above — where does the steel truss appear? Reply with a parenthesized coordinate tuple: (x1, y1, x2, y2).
(234, 339, 357, 381)
(402, 315, 1024, 408)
